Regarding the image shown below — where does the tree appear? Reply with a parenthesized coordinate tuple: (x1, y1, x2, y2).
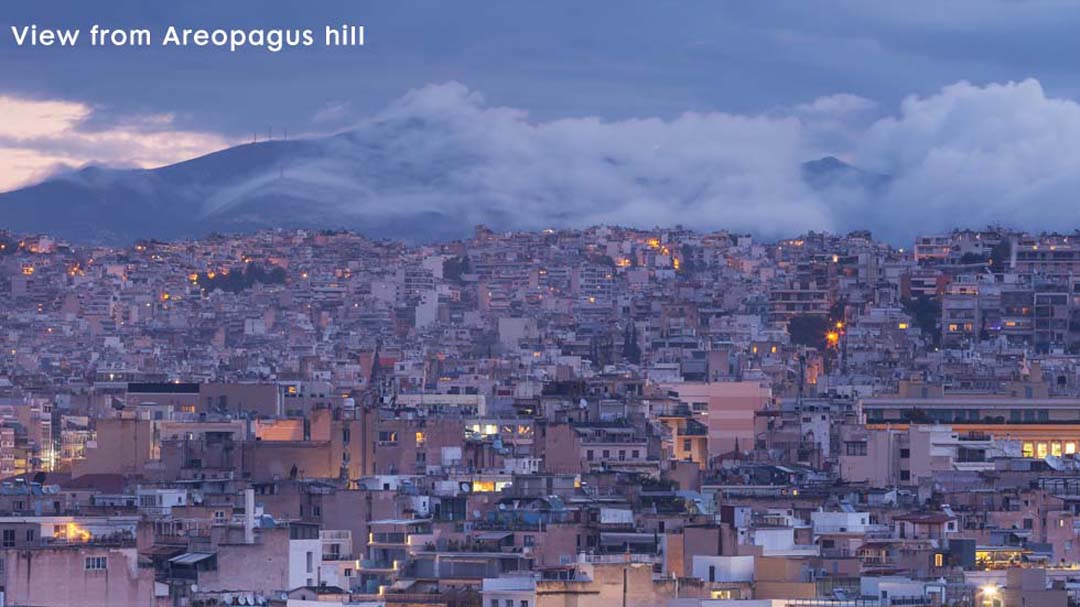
(902, 296, 941, 346)
(199, 264, 286, 293)
(443, 255, 471, 281)
(989, 239, 1012, 272)
(788, 315, 830, 350)
(623, 322, 642, 364)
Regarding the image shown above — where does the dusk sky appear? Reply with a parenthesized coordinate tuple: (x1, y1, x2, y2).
(5, 1, 1080, 238)
(8, 1, 1080, 131)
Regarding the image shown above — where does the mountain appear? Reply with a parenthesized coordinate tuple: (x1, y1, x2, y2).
(0, 140, 311, 243)
(0, 111, 886, 244)
(0, 128, 486, 244)
(801, 156, 890, 194)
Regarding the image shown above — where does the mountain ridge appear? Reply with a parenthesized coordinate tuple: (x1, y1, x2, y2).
(0, 131, 882, 244)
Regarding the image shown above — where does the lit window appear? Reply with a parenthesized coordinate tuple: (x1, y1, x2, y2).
(1023, 443, 1035, 458)
(1037, 443, 1049, 458)
(934, 553, 944, 567)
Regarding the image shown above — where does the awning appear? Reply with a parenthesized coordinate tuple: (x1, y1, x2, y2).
(169, 552, 215, 565)
(476, 531, 513, 541)
(600, 533, 656, 545)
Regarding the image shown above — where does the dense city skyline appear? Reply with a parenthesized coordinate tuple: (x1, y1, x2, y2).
(4, 222, 1080, 604)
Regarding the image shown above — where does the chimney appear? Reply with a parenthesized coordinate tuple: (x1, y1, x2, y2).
(244, 488, 255, 544)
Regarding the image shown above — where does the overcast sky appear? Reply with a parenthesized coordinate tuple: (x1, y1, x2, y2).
(4, 1, 1080, 238)
(5, 1, 1080, 133)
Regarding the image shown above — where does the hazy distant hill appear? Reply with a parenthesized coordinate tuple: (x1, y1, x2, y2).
(801, 156, 890, 194)
(0, 118, 885, 244)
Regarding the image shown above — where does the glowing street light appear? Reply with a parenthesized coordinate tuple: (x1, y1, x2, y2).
(979, 584, 1001, 607)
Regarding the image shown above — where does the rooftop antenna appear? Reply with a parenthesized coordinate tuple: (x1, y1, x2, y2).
(253, 132, 258, 144)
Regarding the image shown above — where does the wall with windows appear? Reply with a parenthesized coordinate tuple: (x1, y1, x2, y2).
(0, 546, 154, 607)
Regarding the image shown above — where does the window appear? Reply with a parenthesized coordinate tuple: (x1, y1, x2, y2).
(378, 431, 398, 445)
(523, 535, 535, 547)
(586, 450, 594, 461)
(505, 600, 513, 607)
(520, 601, 529, 607)
(306, 551, 313, 573)
(708, 565, 716, 582)
(342, 428, 350, 444)
(602, 450, 610, 459)
(632, 450, 640, 459)
(900, 470, 910, 481)
(2, 529, 14, 547)
(85, 556, 107, 570)
(24, 529, 33, 542)
(491, 600, 499, 607)
(344, 568, 353, 577)
(682, 439, 692, 452)
(899, 448, 910, 459)
(934, 553, 944, 567)
(845, 442, 867, 456)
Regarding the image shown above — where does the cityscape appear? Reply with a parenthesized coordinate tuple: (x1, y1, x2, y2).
(0, 224, 1079, 606)
(10, 1, 1080, 606)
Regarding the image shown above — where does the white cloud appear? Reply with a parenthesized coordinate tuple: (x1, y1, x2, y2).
(0, 95, 232, 192)
(854, 79, 1080, 238)
(295, 81, 837, 238)
(312, 100, 354, 126)
(314, 79, 1080, 241)
(795, 93, 877, 117)
(13, 79, 1080, 243)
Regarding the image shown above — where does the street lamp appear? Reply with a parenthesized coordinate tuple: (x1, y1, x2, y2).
(979, 584, 1001, 607)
